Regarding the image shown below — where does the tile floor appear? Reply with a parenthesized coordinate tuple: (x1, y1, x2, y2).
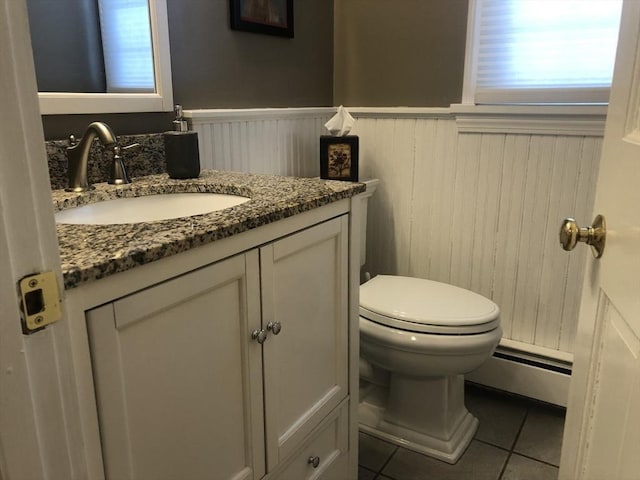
(358, 383, 565, 480)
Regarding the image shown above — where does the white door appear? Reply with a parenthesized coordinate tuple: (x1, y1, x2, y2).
(560, 1, 640, 478)
(0, 0, 74, 478)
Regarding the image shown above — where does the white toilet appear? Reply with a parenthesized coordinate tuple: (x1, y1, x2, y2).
(358, 179, 502, 464)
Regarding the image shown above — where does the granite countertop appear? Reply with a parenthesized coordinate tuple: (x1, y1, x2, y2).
(54, 170, 365, 290)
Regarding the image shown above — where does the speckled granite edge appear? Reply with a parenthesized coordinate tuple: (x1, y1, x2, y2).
(55, 170, 365, 290)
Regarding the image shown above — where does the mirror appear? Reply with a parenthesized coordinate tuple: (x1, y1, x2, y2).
(27, 0, 173, 114)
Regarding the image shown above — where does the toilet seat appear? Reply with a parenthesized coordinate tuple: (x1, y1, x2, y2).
(360, 275, 500, 335)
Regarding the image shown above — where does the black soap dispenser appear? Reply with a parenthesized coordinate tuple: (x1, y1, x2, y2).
(164, 105, 200, 179)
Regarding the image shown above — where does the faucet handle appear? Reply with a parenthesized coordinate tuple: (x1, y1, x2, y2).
(109, 145, 132, 185)
(68, 134, 78, 147)
(121, 143, 140, 152)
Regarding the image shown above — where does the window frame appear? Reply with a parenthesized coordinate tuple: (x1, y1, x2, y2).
(455, 0, 614, 135)
(37, 0, 173, 115)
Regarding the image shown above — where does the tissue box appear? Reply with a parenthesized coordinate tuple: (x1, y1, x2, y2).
(320, 135, 359, 182)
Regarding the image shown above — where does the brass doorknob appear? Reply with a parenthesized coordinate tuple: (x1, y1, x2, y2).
(559, 214, 606, 258)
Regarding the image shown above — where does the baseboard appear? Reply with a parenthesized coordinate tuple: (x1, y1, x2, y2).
(465, 353, 571, 407)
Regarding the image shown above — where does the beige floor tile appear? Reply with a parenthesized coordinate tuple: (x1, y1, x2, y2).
(514, 406, 565, 466)
(466, 384, 529, 450)
(358, 465, 377, 480)
(382, 440, 508, 480)
(359, 432, 397, 472)
(502, 453, 559, 480)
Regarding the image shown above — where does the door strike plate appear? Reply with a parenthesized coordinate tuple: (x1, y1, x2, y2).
(19, 271, 62, 333)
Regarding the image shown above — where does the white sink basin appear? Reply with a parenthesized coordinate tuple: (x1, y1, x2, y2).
(55, 193, 251, 225)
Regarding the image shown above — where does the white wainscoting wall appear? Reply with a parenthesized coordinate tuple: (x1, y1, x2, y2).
(185, 107, 604, 405)
(187, 108, 335, 177)
(351, 109, 602, 356)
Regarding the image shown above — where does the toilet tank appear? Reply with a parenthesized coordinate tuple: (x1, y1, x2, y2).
(358, 179, 379, 267)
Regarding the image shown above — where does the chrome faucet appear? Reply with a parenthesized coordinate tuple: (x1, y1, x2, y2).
(66, 122, 140, 191)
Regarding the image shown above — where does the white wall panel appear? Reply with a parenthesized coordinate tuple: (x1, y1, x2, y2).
(189, 110, 333, 177)
(409, 117, 439, 279)
(188, 108, 602, 357)
(353, 116, 601, 356)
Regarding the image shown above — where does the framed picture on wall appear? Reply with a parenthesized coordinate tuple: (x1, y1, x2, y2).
(320, 135, 359, 182)
(230, 0, 294, 38)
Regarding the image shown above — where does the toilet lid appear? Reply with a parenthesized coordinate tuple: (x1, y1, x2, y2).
(359, 275, 500, 334)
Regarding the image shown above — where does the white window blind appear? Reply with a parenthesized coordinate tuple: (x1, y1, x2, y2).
(470, 0, 623, 105)
(98, 0, 155, 93)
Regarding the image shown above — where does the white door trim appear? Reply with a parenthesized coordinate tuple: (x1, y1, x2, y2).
(0, 0, 74, 478)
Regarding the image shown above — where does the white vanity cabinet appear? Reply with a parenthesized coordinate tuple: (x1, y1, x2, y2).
(261, 216, 349, 476)
(83, 215, 351, 480)
(87, 252, 265, 480)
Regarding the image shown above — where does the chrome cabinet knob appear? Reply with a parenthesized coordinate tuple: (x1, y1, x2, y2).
(308, 456, 320, 468)
(559, 214, 606, 259)
(251, 329, 267, 344)
(267, 321, 282, 335)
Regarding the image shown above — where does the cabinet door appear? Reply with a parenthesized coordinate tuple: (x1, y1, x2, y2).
(87, 252, 264, 480)
(261, 216, 349, 470)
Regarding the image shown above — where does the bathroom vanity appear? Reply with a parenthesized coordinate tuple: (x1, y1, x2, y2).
(54, 171, 364, 480)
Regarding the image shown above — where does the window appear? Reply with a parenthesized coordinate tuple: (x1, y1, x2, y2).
(99, 0, 155, 93)
(463, 0, 623, 105)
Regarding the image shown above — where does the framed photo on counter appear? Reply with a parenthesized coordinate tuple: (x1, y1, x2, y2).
(320, 135, 359, 182)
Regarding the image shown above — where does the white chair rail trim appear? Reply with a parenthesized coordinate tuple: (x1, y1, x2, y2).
(184, 107, 336, 124)
(183, 106, 607, 136)
(451, 104, 607, 137)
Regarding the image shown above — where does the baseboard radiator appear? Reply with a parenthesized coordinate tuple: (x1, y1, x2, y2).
(466, 341, 572, 408)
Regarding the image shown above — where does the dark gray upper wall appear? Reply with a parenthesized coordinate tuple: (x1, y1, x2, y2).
(333, 0, 468, 107)
(41, 0, 334, 139)
(169, 0, 333, 109)
(40, 0, 469, 140)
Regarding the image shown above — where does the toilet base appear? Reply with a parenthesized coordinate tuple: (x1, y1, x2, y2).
(358, 376, 478, 464)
